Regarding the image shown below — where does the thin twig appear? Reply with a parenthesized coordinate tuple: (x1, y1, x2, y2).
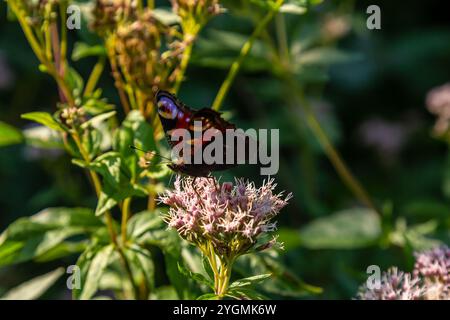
(212, 0, 285, 111)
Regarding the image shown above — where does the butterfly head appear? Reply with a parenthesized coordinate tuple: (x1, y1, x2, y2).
(156, 91, 180, 120)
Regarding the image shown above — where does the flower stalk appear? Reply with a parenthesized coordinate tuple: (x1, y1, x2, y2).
(212, 0, 285, 111)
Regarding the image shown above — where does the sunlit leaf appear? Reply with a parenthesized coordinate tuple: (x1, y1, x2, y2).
(22, 125, 63, 149)
(229, 273, 272, 289)
(21, 112, 64, 132)
(1, 268, 64, 300)
(177, 262, 214, 289)
(0, 207, 102, 266)
(0, 121, 23, 147)
(79, 244, 114, 300)
(72, 42, 106, 61)
(299, 208, 381, 249)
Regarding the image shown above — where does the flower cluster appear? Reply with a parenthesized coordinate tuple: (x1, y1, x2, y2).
(114, 10, 178, 91)
(414, 246, 450, 299)
(59, 106, 86, 127)
(357, 267, 423, 300)
(12, 0, 59, 27)
(171, 0, 222, 30)
(357, 245, 450, 300)
(426, 82, 450, 135)
(91, 0, 137, 36)
(159, 176, 291, 258)
(91, 1, 192, 104)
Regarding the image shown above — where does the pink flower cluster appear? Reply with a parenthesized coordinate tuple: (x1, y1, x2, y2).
(357, 267, 423, 300)
(426, 82, 450, 135)
(414, 246, 450, 281)
(357, 245, 450, 300)
(159, 176, 291, 256)
(414, 246, 450, 299)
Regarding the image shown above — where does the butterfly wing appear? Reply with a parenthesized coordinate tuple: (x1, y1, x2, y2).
(155, 90, 245, 176)
(155, 90, 193, 148)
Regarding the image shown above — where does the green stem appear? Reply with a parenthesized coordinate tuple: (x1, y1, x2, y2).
(287, 78, 376, 211)
(59, 3, 67, 74)
(212, 0, 285, 111)
(106, 36, 131, 114)
(216, 258, 233, 298)
(72, 130, 138, 298)
(121, 197, 132, 245)
(275, 13, 289, 64)
(271, 11, 377, 212)
(173, 33, 196, 94)
(84, 56, 105, 97)
(9, 1, 46, 63)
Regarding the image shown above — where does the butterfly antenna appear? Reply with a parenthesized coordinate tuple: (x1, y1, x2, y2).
(129, 145, 172, 162)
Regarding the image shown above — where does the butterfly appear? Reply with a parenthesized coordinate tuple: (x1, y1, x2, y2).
(154, 90, 244, 177)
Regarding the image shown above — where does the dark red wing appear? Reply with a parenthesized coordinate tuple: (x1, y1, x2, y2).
(155, 90, 239, 177)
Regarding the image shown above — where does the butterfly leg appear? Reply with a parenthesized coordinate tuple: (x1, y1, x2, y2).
(207, 175, 219, 193)
(191, 177, 206, 209)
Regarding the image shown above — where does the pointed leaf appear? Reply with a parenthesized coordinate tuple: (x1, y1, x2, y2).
(1, 268, 64, 300)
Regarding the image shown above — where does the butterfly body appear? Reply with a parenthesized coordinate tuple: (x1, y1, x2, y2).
(155, 90, 238, 177)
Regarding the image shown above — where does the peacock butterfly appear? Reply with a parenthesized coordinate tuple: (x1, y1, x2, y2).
(155, 90, 250, 177)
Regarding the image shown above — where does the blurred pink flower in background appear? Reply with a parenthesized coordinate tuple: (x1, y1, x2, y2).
(357, 267, 424, 300)
(414, 246, 450, 299)
(426, 82, 450, 135)
(357, 245, 450, 300)
(358, 114, 419, 165)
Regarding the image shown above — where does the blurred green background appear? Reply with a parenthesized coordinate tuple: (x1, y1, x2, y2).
(0, 0, 449, 299)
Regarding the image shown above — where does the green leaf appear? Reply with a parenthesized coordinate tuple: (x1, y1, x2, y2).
(162, 238, 192, 299)
(126, 244, 155, 294)
(21, 112, 64, 132)
(278, 228, 302, 251)
(23, 125, 64, 149)
(65, 67, 84, 93)
(81, 126, 102, 159)
(75, 152, 146, 216)
(82, 92, 115, 115)
(35, 241, 87, 262)
(299, 208, 381, 249)
(72, 243, 102, 300)
(1, 268, 64, 300)
(0, 207, 102, 266)
(113, 110, 163, 181)
(229, 273, 272, 289)
(72, 42, 107, 61)
(79, 244, 114, 300)
(27, 207, 103, 227)
(80, 111, 116, 130)
(94, 182, 146, 216)
(196, 293, 219, 300)
(149, 286, 179, 300)
(127, 211, 165, 240)
(0, 121, 23, 147)
(202, 254, 215, 284)
(177, 262, 214, 289)
(280, 3, 307, 15)
(295, 48, 361, 67)
(227, 288, 267, 300)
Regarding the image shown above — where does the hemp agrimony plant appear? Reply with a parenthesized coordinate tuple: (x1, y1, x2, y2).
(0, 0, 308, 300)
(160, 177, 291, 299)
